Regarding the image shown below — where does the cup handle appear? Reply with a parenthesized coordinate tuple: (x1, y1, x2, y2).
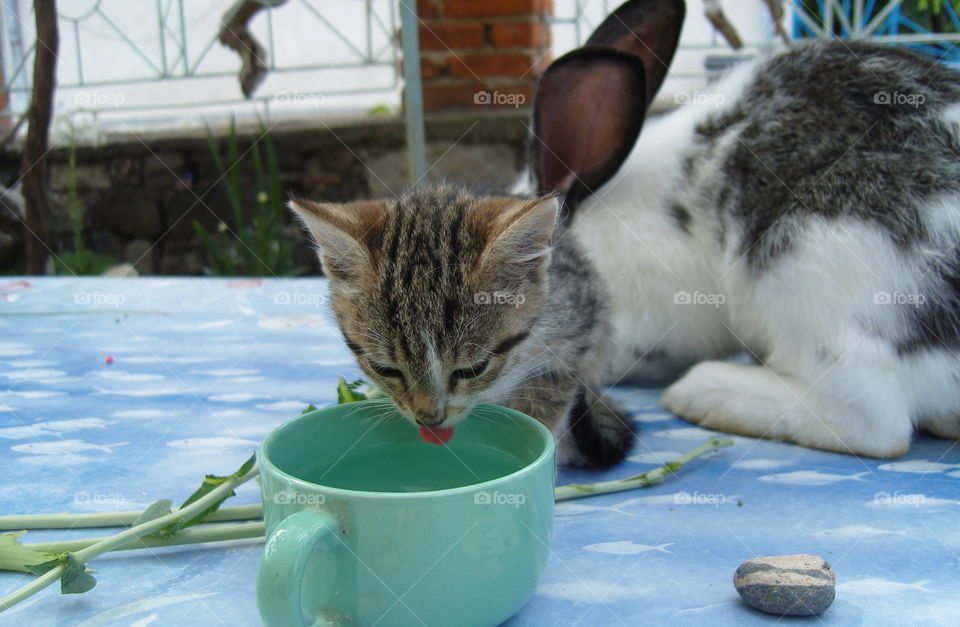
(257, 510, 342, 627)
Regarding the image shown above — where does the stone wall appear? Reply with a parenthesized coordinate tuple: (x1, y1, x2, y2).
(0, 110, 531, 275)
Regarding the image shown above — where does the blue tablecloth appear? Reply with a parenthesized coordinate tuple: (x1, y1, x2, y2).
(1, 277, 958, 626)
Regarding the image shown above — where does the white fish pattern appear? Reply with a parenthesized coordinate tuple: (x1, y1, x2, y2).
(877, 459, 960, 474)
(837, 578, 933, 595)
(537, 580, 644, 602)
(583, 540, 674, 555)
(730, 459, 793, 470)
(759, 470, 870, 486)
(0, 368, 66, 380)
(814, 525, 908, 539)
(167, 437, 260, 450)
(208, 393, 269, 402)
(865, 494, 960, 509)
(12, 440, 128, 454)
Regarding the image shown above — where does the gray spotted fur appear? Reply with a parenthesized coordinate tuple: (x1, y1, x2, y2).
(682, 39, 960, 355)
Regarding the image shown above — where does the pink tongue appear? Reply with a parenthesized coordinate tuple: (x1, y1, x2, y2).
(418, 426, 455, 445)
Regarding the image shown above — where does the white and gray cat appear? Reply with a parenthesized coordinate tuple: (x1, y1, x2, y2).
(292, 0, 960, 465)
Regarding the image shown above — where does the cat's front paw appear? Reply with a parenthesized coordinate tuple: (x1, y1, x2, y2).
(661, 361, 770, 437)
(661, 362, 732, 426)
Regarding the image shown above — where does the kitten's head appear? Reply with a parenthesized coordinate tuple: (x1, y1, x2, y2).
(290, 185, 558, 429)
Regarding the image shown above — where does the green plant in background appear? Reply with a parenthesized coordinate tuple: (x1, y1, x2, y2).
(917, 0, 960, 14)
(53, 123, 119, 276)
(798, 0, 960, 34)
(194, 116, 304, 276)
(903, 0, 960, 30)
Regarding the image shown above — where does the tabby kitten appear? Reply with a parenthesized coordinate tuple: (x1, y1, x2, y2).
(290, 184, 635, 468)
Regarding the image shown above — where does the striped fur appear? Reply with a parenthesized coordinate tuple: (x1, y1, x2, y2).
(291, 184, 635, 468)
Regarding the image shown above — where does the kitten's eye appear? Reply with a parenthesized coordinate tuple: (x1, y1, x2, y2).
(369, 362, 404, 380)
(451, 359, 490, 382)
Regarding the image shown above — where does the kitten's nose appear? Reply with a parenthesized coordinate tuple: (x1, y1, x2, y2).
(415, 410, 446, 427)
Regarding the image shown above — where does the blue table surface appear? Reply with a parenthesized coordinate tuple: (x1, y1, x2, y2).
(1, 277, 958, 627)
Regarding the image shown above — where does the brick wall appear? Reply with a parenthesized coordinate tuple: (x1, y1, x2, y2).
(416, 0, 552, 112)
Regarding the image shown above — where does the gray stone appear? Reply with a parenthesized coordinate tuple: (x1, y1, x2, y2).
(49, 164, 111, 191)
(0, 229, 19, 268)
(124, 238, 155, 275)
(159, 240, 203, 275)
(144, 151, 185, 177)
(87, 229, 125, 257)
(88, 189, 162, 237)
(300, 149, 369, 202)
(161, 187, 234, 242)
(363, 142, 520, 198)
(102, 262, 138, 277)
(45, 191, 80, 235)
(734, 554, 836, 616)
(0, 187, 24, 267)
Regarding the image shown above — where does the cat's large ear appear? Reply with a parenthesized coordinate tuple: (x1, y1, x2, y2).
(533, 47, 648, 216)
(477, 196, 559, 275)
(586, 0, 685, 106)
(288, 198, 387, 281)
(533, 0, 685, 218)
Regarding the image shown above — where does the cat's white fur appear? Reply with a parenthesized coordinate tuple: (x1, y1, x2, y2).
(554, 59, 960, 457)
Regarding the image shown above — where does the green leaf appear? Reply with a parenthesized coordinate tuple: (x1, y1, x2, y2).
(301, 403, 318, 415)
(336, 377, 369, 404)
(24, 558, 62, 577)
(133, 499, 173, 527)
(661, 461, 683, 474)
(60, 553, 96, 594)
(0, 531, 60, 574)
(157, 454, 256, 536)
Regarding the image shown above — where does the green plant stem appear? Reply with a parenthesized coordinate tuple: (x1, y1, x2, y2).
(0, 504, 264, 531)
(554, 438, 734, 501)
(0, 464, 258, 612)
(68, 138, 81, 257)
(2, 438, 730, 532)
(24, 521, 264, 555)
(0, 439, 730, 611)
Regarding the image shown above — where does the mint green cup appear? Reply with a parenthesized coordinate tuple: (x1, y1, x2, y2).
(256, 401, 555, 626)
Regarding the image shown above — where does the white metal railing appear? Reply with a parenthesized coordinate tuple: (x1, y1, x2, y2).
(0, 0, 402, 133)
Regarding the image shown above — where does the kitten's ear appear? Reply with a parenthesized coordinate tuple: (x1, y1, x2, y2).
(288, 198, 387, 281)
(478, 195, 559, 270)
